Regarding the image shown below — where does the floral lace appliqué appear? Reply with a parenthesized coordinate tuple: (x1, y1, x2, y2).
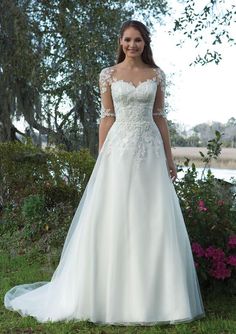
(99, 66, 166, 93)
(99, 67, 116, 94)
(101, 121, 163, 168)
(153, 67, 166, 94)
(98, 66, 166, 166)
(100, 106, 116, 118)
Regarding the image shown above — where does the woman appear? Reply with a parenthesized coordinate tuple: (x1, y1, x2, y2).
(4, 20, 205, 326)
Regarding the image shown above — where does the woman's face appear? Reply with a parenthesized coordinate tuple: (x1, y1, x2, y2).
(120, 27, 145, 58)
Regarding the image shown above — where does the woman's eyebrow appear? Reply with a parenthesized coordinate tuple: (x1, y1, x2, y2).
(124, 37, 142, 40)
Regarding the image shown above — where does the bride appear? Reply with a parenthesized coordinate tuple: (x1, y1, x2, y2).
(4, 20, 206, 326)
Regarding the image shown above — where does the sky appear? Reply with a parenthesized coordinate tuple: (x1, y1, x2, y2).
(151, 0, 236, 129)
(14, 1, 235, 132)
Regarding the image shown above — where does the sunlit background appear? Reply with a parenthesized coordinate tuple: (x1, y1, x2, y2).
(13, 1, 236, 139)
(151, 1, 236, 129)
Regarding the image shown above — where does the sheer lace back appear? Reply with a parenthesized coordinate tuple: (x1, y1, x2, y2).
(99, 66, 167, 120)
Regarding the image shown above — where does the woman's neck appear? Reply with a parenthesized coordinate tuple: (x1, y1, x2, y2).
(120, 56, 146, 69)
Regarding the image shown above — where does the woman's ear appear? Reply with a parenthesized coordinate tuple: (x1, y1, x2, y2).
(119, 37, 122, 46)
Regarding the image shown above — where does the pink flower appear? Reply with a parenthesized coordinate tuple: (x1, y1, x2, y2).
(228, 235, 236, 249)
(198, 199, 208, 212)
(227, 256, 236, 267)
(209, 261, 231, 280)
(191, 242, 205, 258)
(205, 246, 225, 261)
(217, 199, 224, 206)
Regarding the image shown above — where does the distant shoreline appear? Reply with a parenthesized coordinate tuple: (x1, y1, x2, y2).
(171, 147, 236, 169)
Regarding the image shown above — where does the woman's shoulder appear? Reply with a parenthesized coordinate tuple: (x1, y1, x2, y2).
(152, 66, 166, 84)
(153, 66, 165, 76)
(99, 65, 117, 80)
(98, 66, 117, 91)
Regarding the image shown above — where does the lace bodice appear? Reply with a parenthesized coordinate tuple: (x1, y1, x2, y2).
(98, 66, 167, 167)
(98, 66, 166, 121)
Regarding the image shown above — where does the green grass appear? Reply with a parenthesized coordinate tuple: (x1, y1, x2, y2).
(1, 249, 236, 334)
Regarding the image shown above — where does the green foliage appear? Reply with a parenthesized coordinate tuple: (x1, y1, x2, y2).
(192, 118, 236, 148)
(0, 141, 95, 251)
(1, 133, 236, 295)
(169, 117, 236, 148)
(175, 131, 236, 293)
(198, 130, 223, 178)
(172, 0, 236, 66)
(20, 194, 47, 242)
(168, 120, 201, 147)
(22, 194, 45, 220)
(0, 0, 168, 153)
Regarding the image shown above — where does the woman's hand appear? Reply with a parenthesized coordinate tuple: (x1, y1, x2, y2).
(167, 159, 178, 182)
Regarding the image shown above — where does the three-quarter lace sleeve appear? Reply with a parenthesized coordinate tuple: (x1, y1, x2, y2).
(153, 68, 167, 119)
(99, 68, 116, 119)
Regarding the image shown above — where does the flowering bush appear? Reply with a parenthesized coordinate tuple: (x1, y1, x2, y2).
(192, 241, 236, 281)
(175, 131, 236, 293)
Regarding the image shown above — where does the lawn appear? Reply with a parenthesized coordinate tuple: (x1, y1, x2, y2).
(1, 249, 236, 334)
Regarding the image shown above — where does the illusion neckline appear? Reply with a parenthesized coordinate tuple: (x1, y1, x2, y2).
(111, 77, 157, 89)
(109, 66, 158, 89)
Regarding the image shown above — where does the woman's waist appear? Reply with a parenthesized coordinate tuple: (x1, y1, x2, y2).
(107, 119, 163, 146)
(115, 118, 154, 124)
(111, 119, 160, 134)
(114, 106, 154, 122)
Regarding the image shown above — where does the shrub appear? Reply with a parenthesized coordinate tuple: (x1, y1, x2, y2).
(1, 133, 236, 295)
(0, 140, 95, 251)
(174, 131, 236, 293)
(22, 194, 45, 219)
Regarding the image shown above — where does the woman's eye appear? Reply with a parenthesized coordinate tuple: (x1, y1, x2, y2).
(124, 38, 142, 42)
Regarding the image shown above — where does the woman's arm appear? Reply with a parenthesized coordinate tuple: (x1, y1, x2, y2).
(153, 68, 177, 182)
(153, 114, 177, 183)
(98, 68, 116, 154)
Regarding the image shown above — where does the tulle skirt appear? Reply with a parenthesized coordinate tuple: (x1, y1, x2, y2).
(4, 122, 205, 325)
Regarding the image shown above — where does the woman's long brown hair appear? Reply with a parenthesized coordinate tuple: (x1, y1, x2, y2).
(116, 20, 158, 68)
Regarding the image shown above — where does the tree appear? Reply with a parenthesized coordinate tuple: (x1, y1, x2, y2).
(0, 0, 168, 156)
(191, 119, 236, 147)
(0, 0, 44, 142)
(167, 120, 187, 146)
(224, 117, 236, 147)
(172, 0, 236, 65)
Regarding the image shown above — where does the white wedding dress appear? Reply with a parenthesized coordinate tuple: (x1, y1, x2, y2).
(4, 66, 205, 325)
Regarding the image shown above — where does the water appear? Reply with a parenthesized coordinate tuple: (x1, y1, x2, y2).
(178, 167, 236, 183)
